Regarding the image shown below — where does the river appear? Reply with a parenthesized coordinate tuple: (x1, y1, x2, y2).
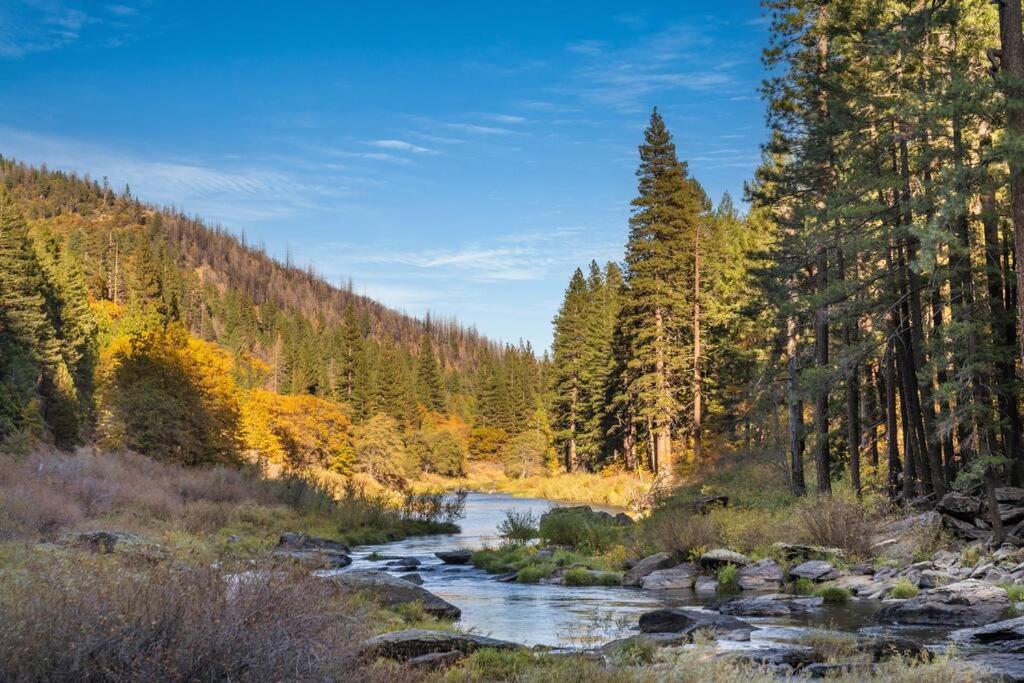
(336, 492, 957, 650)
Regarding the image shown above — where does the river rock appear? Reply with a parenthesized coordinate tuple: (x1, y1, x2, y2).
(965, 653, 1024, 682)
(999, 488, 1024, 505)
(790, 560, 837, 581)
(738, 559, 784, 591)
(939, 492, 984, 521)
(638, 608, 754, 637)
(694, 576, 718, 594)
(953, 616, 1024, 651)
(871, 512, 943, 563)
(407, 651, 466, 670)
(699, 548, 750, 569)
(434, 550, 472, 565)
(640, 563, 697, 590)
(716, 594, 823, 617)
(274, 532, 351, 568)
(918, 569, 954, 589)
(623, 552, 675, 586)
(387, 557, 421, 569)
(876, 579, 1009, 626)
(361, 628, 519, 661)
(719, 646, 817, 673)
(327, 570, 461, 619)
(399, 573, 424, 585)
(771, 542, 844, 563)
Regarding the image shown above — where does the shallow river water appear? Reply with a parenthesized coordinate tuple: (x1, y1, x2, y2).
(337, 493, 959, 650)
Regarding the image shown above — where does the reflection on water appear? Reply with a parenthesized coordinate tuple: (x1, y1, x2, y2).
(334, 493, 960, 649)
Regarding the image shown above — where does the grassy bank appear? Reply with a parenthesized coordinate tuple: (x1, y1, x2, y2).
(415, 460, 652, 509)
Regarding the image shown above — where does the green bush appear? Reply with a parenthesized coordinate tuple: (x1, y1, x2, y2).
(792, 577, 816, 595)
(539, 508, 620, 553)
(1002, 584, 1024, 603)
(717, 563, 740, 594)
(516, 565, 552, 583)
(813, 585, 851, 605)
(562, 567, 597, 586)
(889, 579, 919, 599)
(498, 509, 539, 544)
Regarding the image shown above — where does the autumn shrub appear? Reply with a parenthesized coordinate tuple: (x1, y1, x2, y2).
(408, 428, 466, 477)
(353, 413, 416, 487)
(0, 553, 372, 682)
(640, 509, 723, 559)
(498, 508, 540, 544)
(539, 508, 621, 553)
(716, 564, 740, 594)
(240, 389, 354, 472)
(498, 429, 552, 479)
(468, 426, 509, 460)
(794, 495, 880, 559)
(889, 579, 919, 599)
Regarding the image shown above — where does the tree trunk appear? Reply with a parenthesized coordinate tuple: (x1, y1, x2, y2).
(653, 307, 672, 475)
(693, 220, 702, 464)
(787, 312, 806, 495)
(814, 246, 831, 494)
(885, 338, 902, 500)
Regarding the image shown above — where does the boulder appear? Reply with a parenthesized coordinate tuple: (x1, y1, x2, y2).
(965, 653, 1024, 682)
(434, 550, 473, 565)
(918, 569, 954, 589)
(613, 513, 635, 526)
(327, 570, 461, 619)
(938, 492, 984, 521)
(699, 548, 750, 569)
(790, 560, 837, 581)
(738, 559, 785, 591)
(719, 646, 817, 672)
(871, 512, 943, 564)
(953, 616, 1024, 650)
(274, 532, 351, 568)
(640, 563, 697, 590)
(771, 542, 844, 563)
(386, 557, 421, 569)
(399, 573, 424, 585)
(716, 594, 823, 617)
(360, 629, 518, 661)
(637, 608, 754, 637)
(622, 552, 675, 587)
(998, 488, 1024, 505)
(407, 651, 465, 670)
(694, 576, 718, 594)
(876, 579, 1009, 627)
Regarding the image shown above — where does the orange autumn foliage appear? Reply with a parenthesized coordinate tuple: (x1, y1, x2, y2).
(240, 389, 354, 473)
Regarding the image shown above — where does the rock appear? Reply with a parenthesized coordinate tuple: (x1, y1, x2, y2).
(638, 608, 754, 636)
(690, 495, 729, 514)
(998, 488, 1024, 505)
(871, 512, 943, 564)
(965, 653, 1024, 682)
(720, 646, 817, 671)
(494, 571, 518, 583)
(65, 530, 145, 554)
(399, 573, 424, 585)
(946, 515, 991, 541)
(387, 557, 421, 569)
(600, 632, 692, 653)
(640, 563, 697, 590)
(876, 579, 1009, 627)
(716, 594, 823, 617)
(613, 513, 635, 526)
(1000, 507, 1024, 526)
(694, 576, 718, 594)
(939, 492, 984, 521)
(738, 559, 784, 591)
(434, 550, 472, 565)
(953, 616, 1024, 650)
(274, 532, 351, 568)
(278, 532, 350, 554)
(933, 549, 959, 566)
(327, 570, 461, 619)
(699, 548, 750, 569)
(919, 569, 954, 589)
(623, 552, 676, 587)
(831, 574, 875, 593)
(790, 560, 836, 581)
(860, 634, 930, 661)
(361, 629, 518, 661)
(407, 651, 465, 670)
(771, 542, 844, 563)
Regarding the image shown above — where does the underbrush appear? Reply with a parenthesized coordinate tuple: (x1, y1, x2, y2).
(0, 547, 372, 682)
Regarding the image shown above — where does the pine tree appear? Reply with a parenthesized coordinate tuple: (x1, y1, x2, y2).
(416, 330, 446, 412)
(551, 268, 588, 471)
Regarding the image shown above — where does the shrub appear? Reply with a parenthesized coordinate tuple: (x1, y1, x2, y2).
(890, 579, 920, 599)
(539, 508, 620, 553)
(516, 565, 552, 583)
(0, 554, 371, 682)
(641, 509, 722, 558)
(498, 509, 540, 544)
(717, 563, 740, 594)
(605, 636, 658, 666)
(1003, 584, 1024, 603)
(794, 495, 879, 559)
(562, 567, 597, 586)
(498, 429, 551, 479)
(792, 577, 816, 595)
(467, 427, 509, 460)
(814, 585, 851, 605)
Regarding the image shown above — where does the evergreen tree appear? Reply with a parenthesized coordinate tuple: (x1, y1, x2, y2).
(416, 329, 446, 412)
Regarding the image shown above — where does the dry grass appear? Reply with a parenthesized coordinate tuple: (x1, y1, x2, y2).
(0, 547, 373, 682)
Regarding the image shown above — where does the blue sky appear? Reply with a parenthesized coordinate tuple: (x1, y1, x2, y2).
(0, 1, 769, 350)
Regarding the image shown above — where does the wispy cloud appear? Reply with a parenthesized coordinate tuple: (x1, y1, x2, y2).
(369, 139, 436, 154)
(106, 4, 136, 16)
(442, 122, 517, 136)
(480, 113, 528, 125)
(0, 1, 92, 57)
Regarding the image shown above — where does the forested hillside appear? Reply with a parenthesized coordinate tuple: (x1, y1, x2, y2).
(0, 157, 550, 483)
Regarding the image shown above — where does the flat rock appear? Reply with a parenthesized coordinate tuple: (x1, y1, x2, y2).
(790, 560, 835, 581)
(399, 573, 424, 585)
(278, 532, 349, 554)
(876, 579, 1009, 627)
(407, 650, 466, 670)
(623, 552, 675, 587)
(640, 563, 697, 590)
(719, 646, 817, 670)
(638, 608, 753, 635)
(275, 532, 351, 568)
(435, 550, 472, 565)
(938, 492, 984, 521)
(361, 629, 518, 661)
(327, 570, 461, 619)
(699, 548, 750, 569)
(716, 594, 823, 617)
(918, 569, 954, 589)
(965, 653, 1024, 682)
(694, 576, 718, 594)
(772, 542, 843, 562)
(738, 559, 784, 591)
(998, 488, 1024, 505)
(953, 616, 1024, 647)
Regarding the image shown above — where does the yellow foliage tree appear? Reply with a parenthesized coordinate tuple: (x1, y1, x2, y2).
(240, 389, 354, 473)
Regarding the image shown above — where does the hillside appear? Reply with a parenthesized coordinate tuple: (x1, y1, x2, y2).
(0, 156, 550, 483)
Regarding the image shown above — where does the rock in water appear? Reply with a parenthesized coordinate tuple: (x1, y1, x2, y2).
(623, 552, 675, 587)
(789, 560, 837, 581)
(640, 563, 698, 590)
(638, 608, 754, 635)
(952, 616, 1024, 649)
(738, 559, 785, 591)
(716, 594, 823, 617)
(361, 629, 519, 661)
(435, 550, 472, 565)
(327, 570, 461, 619)
(876, 579, 1009, 627)
(965, 653, 1024, 682)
